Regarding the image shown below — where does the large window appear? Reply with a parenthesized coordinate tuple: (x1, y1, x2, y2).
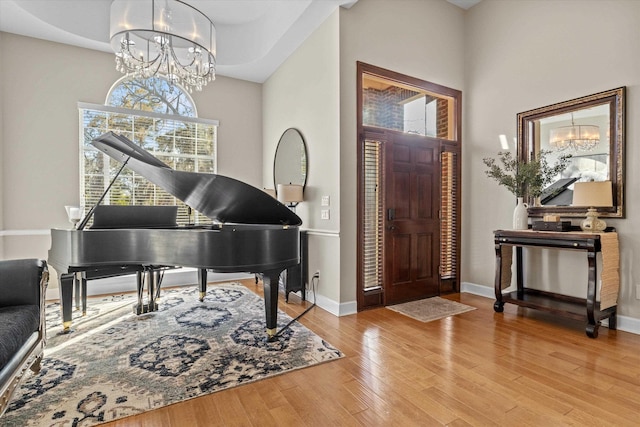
(78, 77, 218, 225)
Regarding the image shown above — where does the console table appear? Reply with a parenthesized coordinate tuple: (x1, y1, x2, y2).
(493, 228, 619, 338)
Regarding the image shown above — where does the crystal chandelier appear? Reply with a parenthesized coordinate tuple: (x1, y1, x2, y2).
(548, 113, 600, 151)
(110, 0, 216, 92)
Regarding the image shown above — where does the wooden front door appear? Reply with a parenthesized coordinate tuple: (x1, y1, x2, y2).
(384, 131, 441, 305)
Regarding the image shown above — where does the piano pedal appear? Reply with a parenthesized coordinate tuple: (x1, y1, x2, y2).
(133, 302, 159, 315)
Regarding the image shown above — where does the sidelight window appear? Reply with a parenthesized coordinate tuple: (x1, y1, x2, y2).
(362, 139, 384, 291)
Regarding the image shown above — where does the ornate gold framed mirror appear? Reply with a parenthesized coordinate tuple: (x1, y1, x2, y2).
(518, 87, 625, 218)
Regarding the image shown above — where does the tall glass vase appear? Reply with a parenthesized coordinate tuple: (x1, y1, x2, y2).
(513, 197, 529, 230)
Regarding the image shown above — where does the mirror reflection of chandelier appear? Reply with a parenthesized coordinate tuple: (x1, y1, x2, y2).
(110, 0, 216, 93)
(549, 113, 600, 151)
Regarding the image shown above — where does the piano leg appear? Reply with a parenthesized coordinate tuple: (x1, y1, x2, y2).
(60, 273, 75, 333)
(198, 268, 207, 301)
(262, 269, 282, 341)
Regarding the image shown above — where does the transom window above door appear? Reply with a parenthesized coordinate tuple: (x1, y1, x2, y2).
(362, 74, 458, 140)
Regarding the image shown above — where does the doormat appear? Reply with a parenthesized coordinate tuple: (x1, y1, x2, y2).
(386, 296, 476, 323)
(3, 283, 342, 426)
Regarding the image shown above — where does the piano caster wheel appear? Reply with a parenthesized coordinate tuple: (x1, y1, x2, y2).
(266, 328, 277, 342)
(199, 291, 206, 302)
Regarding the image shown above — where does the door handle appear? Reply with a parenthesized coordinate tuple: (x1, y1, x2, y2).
(387, 208, 395, 221)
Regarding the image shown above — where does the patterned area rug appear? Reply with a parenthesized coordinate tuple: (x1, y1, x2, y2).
(3, 284, 342, 426)
(386, 296, 476, 322)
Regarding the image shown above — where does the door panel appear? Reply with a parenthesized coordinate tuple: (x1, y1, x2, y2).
(394, 171, 411, 219)
(394, 144, 411, 163)
(392, 234, 411, 284)
(417, 173, 434, 219)
(416, 233, 433, 280)
(385, 132, 440, 305)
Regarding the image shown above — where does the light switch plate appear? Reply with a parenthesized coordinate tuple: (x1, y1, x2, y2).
(321, 196, 330, 206)
(321, 209, 330, 220)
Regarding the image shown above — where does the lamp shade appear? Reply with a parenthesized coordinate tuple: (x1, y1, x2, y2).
(277, 184, 303, 204)
(263, 188, 276, 198)
(572, 181, 613, 207)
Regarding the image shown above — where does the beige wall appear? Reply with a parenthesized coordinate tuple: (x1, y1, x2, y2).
(0, 31, 4, 259)
(1, 34, 119, 264)
(263, 11, 343, 308)
(339, 0, 466, 304)
(464, 0, 640, 318)
(0, 32, 263, 286)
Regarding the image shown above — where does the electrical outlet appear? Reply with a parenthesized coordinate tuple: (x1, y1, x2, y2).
(321, 209, 330, 220)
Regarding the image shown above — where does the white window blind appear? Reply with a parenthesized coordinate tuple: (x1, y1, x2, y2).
(363, 139, 384, 291)
(78, 103, 218, 226)
(440, 151, 458, 280)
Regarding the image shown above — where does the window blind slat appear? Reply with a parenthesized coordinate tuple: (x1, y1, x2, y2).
(79, 106, 217, 226)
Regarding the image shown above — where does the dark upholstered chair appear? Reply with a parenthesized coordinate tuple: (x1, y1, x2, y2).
(0, 259, 48, 417)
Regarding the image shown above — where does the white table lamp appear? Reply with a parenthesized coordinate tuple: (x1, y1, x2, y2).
(277, 184, 303, 210)
(572, 181, 613, 232)
(64, 205, 83, 228)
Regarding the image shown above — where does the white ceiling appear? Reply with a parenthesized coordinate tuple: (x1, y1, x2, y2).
(0, 0, 480, 83)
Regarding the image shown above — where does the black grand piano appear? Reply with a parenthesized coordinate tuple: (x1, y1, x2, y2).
(48, 131, 302, 339)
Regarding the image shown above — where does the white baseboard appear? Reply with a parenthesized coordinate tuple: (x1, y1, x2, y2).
(460, 281, 496, 299)
(46, 268, 252, 301)
(461, 281, 640, 336)
(303, 290, 356, 316)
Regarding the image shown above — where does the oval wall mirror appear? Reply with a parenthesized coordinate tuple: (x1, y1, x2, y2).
(518, 87, 625, 218)
(273, 128, 308, 192)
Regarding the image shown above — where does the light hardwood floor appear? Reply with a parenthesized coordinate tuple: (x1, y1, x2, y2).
(105, 279, 640, 426)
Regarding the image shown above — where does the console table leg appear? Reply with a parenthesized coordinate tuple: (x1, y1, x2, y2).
(586, 323, 599, 338)
(609, 311, 617, 330)
(586, 251, 598, 338)
(494, 243, 504, 312)
(515, 247, 524, 298)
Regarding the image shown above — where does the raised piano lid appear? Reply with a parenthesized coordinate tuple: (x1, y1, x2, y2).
(92, 132, 302, 226)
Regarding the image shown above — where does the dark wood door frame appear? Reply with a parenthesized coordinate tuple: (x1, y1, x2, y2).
(356, 61, 462, 311)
